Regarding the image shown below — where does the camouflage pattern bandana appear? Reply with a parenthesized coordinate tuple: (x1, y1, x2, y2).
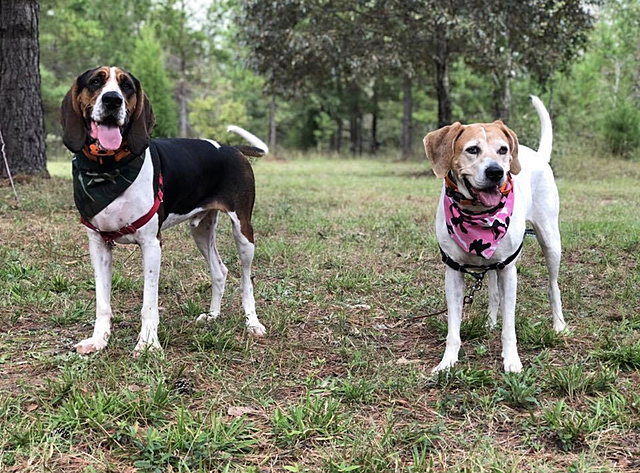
(443, 174, 514, 259)
(72, 147, 144, 221)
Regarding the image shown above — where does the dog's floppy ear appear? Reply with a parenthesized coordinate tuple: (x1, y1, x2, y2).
(494, 120, 520, 175)
(60, 79, 88, 153)
(127, 76, 156, 156)
(423, 122, 463, 179)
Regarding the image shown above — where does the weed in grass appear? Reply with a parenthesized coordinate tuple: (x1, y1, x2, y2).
(542, 399, 606, 452)
(588, 390, 631, 429)
(273, 393, 345, 446)
(116, 407, 257, 471)
(47, 273, 74, 293)
(496, 369, 540, 409)
(546, 364, 617, 399)
(516, 316, 562, 349)
(50, 300, 92, 327)
(596, 339, 640, 370)
(430, 365, 495, 391)
(332, 376, 377, 404)
(190, 325, 242, 353)
(181, 297, 204, 318)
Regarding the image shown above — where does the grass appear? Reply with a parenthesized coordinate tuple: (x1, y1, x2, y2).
(0, 149, 639, 471)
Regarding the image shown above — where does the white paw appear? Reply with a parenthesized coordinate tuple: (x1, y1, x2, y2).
(503, 356, 523, 373)
(246, 318, 266, 337)
(432, 354, 458, 373)
(134, 337, 162, 356)
(486, 317, 498, 330)
(74, 334, 109, 354)
(553, 320, 567, 333)
(196, 312, 219, 323)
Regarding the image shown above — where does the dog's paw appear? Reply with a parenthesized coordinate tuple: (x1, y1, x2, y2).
(196, 312, 219, 323)
(503, 356, 523, 373)
(431, 356, 458, 373)
(134, 337, 162, 357)
(74, 335, 109, 354)
(553, 320, 567, 333)
(245, 315, 266, 337)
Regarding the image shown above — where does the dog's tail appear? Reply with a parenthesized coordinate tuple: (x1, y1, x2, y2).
(530, 95, 552, 161)
(227, 125, 269, 158)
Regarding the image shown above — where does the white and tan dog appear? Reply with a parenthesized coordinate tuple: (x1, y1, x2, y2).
(424, 96, 566, 373)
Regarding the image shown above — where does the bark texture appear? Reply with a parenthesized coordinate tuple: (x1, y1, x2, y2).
(0, 0, 48, 177)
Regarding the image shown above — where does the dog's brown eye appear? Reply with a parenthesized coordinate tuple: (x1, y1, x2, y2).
(90, 77, 101, 86)
(121, 81, 132, 90)
(498, 146, 508, 155)
(466, 146, 480, 155)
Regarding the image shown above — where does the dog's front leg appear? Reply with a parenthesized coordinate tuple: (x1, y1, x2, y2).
(498, 264, 522, 372)
(432, 267, 465, 372)
(134, 236, 162, 354)
(75, 232, 113, 354)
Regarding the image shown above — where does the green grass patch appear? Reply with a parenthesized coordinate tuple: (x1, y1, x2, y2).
(1, 152, 639, 471)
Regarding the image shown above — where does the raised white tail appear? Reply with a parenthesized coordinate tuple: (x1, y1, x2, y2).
(227, 125, 269, 155)
(530, 95, 552, 161)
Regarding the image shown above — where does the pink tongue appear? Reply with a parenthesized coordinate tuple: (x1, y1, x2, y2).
(476, 187, 502, 207)
(90, 121, 122, 150)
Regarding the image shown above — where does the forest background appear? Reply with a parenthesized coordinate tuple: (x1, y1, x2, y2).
(39, 0, 640, 162)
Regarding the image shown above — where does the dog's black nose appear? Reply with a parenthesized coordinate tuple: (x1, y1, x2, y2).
(102, 92, 123, 109)
(485, 165, 504, 182)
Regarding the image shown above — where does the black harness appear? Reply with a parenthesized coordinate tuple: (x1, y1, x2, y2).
(439, 240, 525, 275)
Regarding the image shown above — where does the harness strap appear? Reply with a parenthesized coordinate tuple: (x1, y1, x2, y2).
(81, 174, 164, 244)
(439, 239, 524, 274)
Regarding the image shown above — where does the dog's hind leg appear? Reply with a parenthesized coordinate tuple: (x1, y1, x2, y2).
(75, 232, 114, 354)
(228, 210, 265, 336)
(191, 211, 228, 322)
(487, 270, 500, 329)
(532, 218, 566, 333)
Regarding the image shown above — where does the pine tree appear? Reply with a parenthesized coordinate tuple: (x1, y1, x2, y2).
(131, 26, 178, 138)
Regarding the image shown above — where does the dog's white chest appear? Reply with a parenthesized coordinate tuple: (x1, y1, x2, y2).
(88, 149, 155, 233)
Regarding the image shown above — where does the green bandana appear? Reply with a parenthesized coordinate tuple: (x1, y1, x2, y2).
(72, 151, 144, 221)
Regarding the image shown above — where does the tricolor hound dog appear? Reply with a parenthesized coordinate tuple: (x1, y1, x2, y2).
(423, 96, 566, 373)
(61, 66, 268, 355)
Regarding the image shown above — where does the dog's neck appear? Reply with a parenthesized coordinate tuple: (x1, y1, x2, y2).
(81, 140, 132, 165)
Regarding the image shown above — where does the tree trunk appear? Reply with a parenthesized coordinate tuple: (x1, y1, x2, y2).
(434, 39, 452, 128)
(335, 117, 342, 153)
(349, 87, 360, 155)
(371, 111, 378, 154)
(0, 0, 47, 177)
(357, 114, 363, 155)
(178, 74, 188, 137)
(492, 72, 511, 123)
(370, 85, 379, 154)
(269, 92, 277, 155)
(400, 75, 413, 160)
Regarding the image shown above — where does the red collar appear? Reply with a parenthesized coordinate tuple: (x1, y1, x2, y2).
(80, 174, 164, 244)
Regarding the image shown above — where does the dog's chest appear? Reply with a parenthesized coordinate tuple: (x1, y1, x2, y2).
(88, 150, 155, 232)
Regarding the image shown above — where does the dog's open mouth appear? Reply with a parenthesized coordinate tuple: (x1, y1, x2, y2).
(90, 118, 123, 151)
(464, 178, 502, 208)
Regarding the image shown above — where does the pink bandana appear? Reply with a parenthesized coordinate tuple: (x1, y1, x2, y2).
(443, 175, 514, 259)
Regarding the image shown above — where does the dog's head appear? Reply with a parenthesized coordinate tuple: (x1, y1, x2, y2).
(60, 66, 155, 155)
(424, 121, 520, 207)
